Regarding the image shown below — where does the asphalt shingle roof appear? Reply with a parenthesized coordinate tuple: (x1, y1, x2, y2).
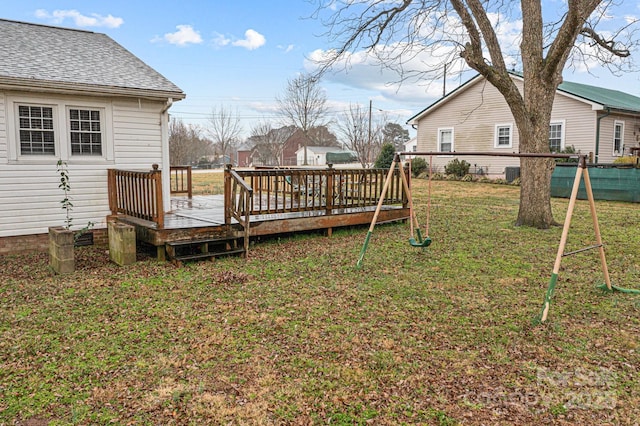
(0, 19, 184, 97)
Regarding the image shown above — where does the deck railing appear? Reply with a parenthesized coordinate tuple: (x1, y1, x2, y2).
(231, 166, 408, 216)
(224, 165, 253, 254)
(108, 165, 164, 228)
(169, 165, 192, 197)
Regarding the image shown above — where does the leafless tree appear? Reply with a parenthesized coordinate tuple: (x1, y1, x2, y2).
(207, 106, 243, 163)
(169, 118, 212, 165)
(276, 74, 329, 165)
(314, 0, 638, 228)
(335, 104, 385, 168)
(249, 122, 296, 166)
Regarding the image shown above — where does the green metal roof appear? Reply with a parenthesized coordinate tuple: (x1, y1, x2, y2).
(557, 80, 640, 113)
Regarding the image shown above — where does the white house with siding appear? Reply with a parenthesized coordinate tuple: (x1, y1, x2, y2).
(407, 72, 640, 177)
(0, 19, 184, 250)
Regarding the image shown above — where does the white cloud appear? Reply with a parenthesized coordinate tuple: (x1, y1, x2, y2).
(163, 25, 203, 46)
(213, 33, 231, 48)
(278, 44, 295, 53)
(232, 29, 266, 50)
(34, 9, 123, 28)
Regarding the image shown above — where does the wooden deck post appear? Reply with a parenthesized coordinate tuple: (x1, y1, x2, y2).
(107, 169, 117, 215)
(326, 164, 334, 215)
(151, 164, 164, 229)
(224, 164, 232, 226)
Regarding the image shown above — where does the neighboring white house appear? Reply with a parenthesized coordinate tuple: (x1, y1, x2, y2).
(296, 146, 340, 166)
(407, 72, 640, 177)
(0, 19, 184, 249)
(403, 137, 418, 158)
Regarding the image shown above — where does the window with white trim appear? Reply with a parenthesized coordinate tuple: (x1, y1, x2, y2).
(549, 122, 564, 152)
(8, 96, 114, 164)
(494, 124, 512, 148)
(438, 128, 453, 152)
(18, 105, 55, 155)
(69, 108, 103, 156)
(613, 121, 624, 156)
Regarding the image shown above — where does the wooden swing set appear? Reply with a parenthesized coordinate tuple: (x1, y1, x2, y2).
(357, 151, 636, 323)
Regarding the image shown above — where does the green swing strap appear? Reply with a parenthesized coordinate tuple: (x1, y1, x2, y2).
(597, 283, 640, 294)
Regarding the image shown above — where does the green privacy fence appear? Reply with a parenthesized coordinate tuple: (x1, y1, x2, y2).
(551, 164, 640, 202)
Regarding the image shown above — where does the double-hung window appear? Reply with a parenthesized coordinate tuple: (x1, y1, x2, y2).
(18, 105, 55, 155)
(494, 124, 512, 148)
(9, 97, 110, 163)
(438, 128, 453, 153)
(69, 108, 103, 156)
(549, 121, 564, 152)
(613, 121, 624, 156)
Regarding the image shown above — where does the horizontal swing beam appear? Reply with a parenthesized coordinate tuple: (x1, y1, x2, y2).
(562, 244, 603, 257)
(399, 151, 587, 162)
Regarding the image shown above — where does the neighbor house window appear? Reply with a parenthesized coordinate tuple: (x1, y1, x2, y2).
(69, 108, 102, 156)
(18, 105, 55, 155)
(613, 121, 624, 155)
(438, 128, 453, 152)
(549, 121, 564, 152)
(494, 124, 512, 148)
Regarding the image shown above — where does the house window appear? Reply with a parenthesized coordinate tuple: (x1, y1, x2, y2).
(18, 105, 55, 155)
(494, 124, 512, 148)
(70, 109, 102, 156)
(549, 122, 564, 152)
(613, 121, 624, 156)
(438, 128, 453, 152)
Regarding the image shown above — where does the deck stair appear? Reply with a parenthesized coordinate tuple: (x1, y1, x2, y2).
(165, 237, 244, 263)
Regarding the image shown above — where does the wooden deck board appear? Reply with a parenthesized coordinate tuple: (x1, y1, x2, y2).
(117, 193, 408, 248)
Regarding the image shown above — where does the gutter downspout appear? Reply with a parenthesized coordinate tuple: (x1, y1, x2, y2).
(161, 98, 174, 213)
(595, 107, 611, 164)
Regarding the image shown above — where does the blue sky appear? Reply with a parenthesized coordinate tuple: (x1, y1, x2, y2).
(3, 1, 640, 139)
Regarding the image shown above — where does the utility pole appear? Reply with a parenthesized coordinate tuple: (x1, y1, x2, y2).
(443, 63, 447, 97)
(368, 99, 372, 165)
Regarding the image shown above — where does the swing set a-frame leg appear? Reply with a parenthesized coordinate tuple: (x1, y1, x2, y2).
(356, 155, 401, 269)
(537, 159, 612, 323)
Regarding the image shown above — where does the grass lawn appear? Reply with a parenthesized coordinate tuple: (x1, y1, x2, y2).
(1, 174, 639, 425)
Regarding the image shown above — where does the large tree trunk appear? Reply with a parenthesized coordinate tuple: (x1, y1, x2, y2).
(513, 74, 559, 229)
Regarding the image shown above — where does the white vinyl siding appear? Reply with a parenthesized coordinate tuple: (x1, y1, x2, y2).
(494, 124, 512, 148)
(0, 93, 167, 238)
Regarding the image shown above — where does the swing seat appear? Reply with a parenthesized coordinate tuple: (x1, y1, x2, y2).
(409, 236, 432, 248)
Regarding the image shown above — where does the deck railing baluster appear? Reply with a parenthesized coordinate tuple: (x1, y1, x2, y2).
(106, 166, 165, 228)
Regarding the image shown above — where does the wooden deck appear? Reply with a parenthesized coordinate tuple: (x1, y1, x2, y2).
(108, 165, 410, 260)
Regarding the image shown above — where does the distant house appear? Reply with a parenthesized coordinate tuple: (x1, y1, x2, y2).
(407, 72, 640, 177)
(295, 146, 357, 166)
(0, 19, 185, 252)
(403, 137, 418, 158)
(235, 143, 252, 167)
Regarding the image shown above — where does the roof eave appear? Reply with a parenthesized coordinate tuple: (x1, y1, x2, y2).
(407, 74, 484, 125)
(0, 77, 186, 101)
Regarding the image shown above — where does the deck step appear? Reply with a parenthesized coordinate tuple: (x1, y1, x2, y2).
(166, 237, 245, 263)
(172, 248, 245, 262)
(166, 237, 235, 247)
